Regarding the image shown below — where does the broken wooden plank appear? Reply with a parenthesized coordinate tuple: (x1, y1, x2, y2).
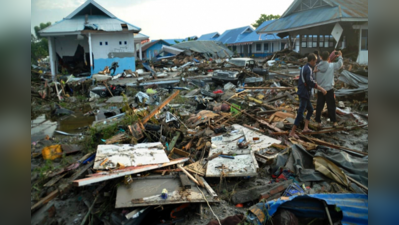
(184, 161, 206, 176)
(105, 133, 129, 144)
(179, 172, 192, 189)
(243, 124, 265, 133)
(289, 138, 318, 151)
(270, 128, 344, 136)
(195, 174, 205, 188)
(31, 190, 59, 213)
(74, 157, 189, 186)
(177, 164, 200, 186)
(43, 173, 68, 187)
(257, 119, 283, 132)
(299, 135, 367, 156)
(199, 177, 218, 198)
(59, 161, 94, 194)
(142, 91, 180, 124)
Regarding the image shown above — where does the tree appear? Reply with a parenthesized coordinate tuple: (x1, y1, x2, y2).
(252, 14, 281, 28)
(31, 22, 51, 64)
(34, 22, 51, 39)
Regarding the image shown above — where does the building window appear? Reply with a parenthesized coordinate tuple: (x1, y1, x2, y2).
(119, 41, 122, 45)
(124, 41, 127, 45)
(361, 30, 368, 50)
(256, 44, 261, 51)
(105, 41, 108, 45)
(100, 42, 103, 46)
(233, 46, 237, 52)
(301, 35, 307, 48)
(281, 42, 286, 50)
(323, 35, 334, 48)
(307, 35, 312, 48)
(312, 35, 318, 47)
(319, 35, 324, 47)
(264, 43, 269, 52)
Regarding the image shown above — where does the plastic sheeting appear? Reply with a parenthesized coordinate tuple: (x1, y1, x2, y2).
(246, 193, 368, 225)
(290, 144, 326, 182)
(335, 70, 368, 96)
(172, 41, 234, 59)
(314, 146, 368, 187)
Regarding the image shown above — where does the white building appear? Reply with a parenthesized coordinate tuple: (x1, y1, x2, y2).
(39, 0, 144, 79)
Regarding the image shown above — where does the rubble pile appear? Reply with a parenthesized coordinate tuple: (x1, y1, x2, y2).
(31, 51, 368, 225)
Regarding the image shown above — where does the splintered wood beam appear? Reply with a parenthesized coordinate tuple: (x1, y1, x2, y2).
(299, 135, 367, 156)
(142, 91, 180, 124)
(270, 128, 344, 136)
(31, 190, 59, 213)
(177, 164, 200, 186)
(257, 119, 283, 132)
(199, 177, 218, 198)
(74, 157, 189, 186)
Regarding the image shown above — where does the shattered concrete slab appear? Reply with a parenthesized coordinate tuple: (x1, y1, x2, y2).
(93, 142, 169, 169)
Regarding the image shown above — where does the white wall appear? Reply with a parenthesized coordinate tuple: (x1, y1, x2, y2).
(91, 33, 135, 59)
(54, 35, 90, 57)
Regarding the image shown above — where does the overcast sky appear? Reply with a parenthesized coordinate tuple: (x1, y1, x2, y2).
(31, 0, 294, 39)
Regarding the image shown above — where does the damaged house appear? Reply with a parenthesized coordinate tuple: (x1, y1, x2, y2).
(226, 21, 291, 57)
(257, 0, 368, 64)
(39, 0, 143, 78)
(138, 39, 171, 60)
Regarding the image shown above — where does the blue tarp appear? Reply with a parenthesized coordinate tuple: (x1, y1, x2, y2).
(246, 193, 368, 225)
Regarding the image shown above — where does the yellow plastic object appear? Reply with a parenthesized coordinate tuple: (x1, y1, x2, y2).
(41, 145, 63, 160)
(146, 88, 157, 94)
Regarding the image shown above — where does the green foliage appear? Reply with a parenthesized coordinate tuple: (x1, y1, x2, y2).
(34, 22, 52, 39)
(174, 37, 195, 44)
(31, 22, 51, 64)
(34, 160, 57, 178)
(252, 14, 281, 28)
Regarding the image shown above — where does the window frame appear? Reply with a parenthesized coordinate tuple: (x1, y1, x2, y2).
(256, 43, 262, 51)
(263, 43, 269, 52)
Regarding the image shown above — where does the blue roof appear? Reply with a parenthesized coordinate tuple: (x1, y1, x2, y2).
(216, 26, 253, 44)
(247, 193, 368, 225)
(163, 39, 184, 45)
(236, 20, 287, 43)
(197, 32, 220, 41)
(258, 0, 368, 33)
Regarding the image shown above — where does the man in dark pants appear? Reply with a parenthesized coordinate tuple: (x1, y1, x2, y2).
(289, 53, 327, 138)
(315, 51, 343, 127)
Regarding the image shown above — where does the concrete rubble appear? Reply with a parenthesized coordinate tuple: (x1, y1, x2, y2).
(31, 48, 368, 225)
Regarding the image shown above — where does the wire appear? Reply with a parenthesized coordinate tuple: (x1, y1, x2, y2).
(196, 186, 221, 225)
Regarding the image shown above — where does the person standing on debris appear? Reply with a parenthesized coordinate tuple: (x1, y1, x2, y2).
(314, 51, 343, 127)
(289, 53, 327, 138)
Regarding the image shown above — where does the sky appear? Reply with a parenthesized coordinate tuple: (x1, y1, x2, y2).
(31, 0, 294, 39)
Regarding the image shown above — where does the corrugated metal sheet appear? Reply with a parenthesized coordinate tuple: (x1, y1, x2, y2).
(247, 193, 368, 225)
(258, 6, 341, 33)
(40, 15, 140, 34)
(172, 40, 233, 59)
(216, 26, 253, 44)
(197, 32, 220, 41)
(259, 0, 368, 33)
(337, 0, 368, 18)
